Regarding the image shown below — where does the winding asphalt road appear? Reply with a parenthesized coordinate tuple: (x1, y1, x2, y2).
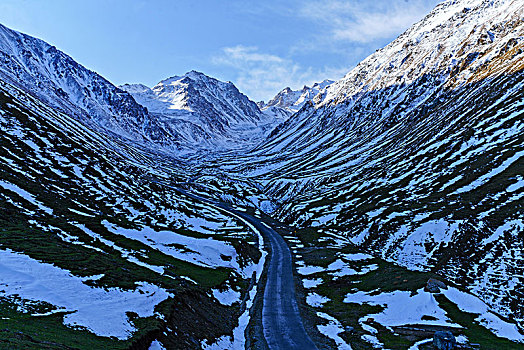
(157, 180, 317, 349)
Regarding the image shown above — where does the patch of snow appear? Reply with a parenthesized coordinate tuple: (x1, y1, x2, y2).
(149, 340, 166, 350)
(0, 180, 53, 215)
(481, 219, 523, 246)
(340, 253, 373, 261)
(344, 288, 456, 327)
(408, 338, 432, 350)
(297, 265, 325, 276)
(442, 287, 524, 342)
(387, 220, 461, 269)
(102, 220, 241, 271)
(456, 334, 469, 344)
(317, 312, 352, 350)
(212, 288, 241, 306)
(328, 259, 378, 277)
(361, 333, 383, 349)
(0, 249, 170, 339)
(307, 292, 330, 307)
(201, 335, 233, 350)
(303, 278, 323, 289)
(350, 229, 370, 245)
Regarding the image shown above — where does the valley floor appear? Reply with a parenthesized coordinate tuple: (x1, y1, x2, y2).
(184, 177, 524, 350)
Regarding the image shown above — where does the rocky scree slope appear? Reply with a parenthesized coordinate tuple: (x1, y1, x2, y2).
(226, 0, 524, 328)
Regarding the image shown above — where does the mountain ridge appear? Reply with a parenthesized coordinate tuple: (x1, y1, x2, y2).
(216, 0, 524, 328)
(257, 80, 334, 120)
(0, 22, 287, 154)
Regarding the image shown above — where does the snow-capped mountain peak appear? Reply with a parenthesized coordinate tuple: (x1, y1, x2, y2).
(123, 70, 260, 118)
(261, 79, 334, 114)
(121, 71, 287, 150)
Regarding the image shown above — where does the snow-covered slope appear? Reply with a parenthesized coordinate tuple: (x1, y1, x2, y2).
(318, 0, 523, 105)
(225, 0, 524, 328)
(0, 23, 175, 145)
(121, 71, 285, 150)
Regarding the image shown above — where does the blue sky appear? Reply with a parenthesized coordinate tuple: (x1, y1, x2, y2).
(0, 0, 439, 101)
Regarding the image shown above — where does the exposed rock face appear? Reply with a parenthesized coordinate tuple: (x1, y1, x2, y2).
(433, 330, 457, 350)
(425, 278, 447, 293)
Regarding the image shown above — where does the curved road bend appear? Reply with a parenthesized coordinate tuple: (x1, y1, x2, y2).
(161, 184, 317, 349)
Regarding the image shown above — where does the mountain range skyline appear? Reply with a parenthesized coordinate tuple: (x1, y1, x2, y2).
(0, 0, 440, 101)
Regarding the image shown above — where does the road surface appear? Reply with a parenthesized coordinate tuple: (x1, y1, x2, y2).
(253, 215, 318, 350)
(160, 182, 317, 349)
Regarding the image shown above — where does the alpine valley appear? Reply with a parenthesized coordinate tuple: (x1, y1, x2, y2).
(0, 0, 523, 349)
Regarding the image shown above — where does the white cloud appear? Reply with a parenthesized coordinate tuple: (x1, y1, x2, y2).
(213, 45, 346, 102)
(300, 0, 437, 43)
(219, 46, 284, 64)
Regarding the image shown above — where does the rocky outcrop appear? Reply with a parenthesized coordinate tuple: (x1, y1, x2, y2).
(425, 278, 447, 293)
(433, 330, 457, 350)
